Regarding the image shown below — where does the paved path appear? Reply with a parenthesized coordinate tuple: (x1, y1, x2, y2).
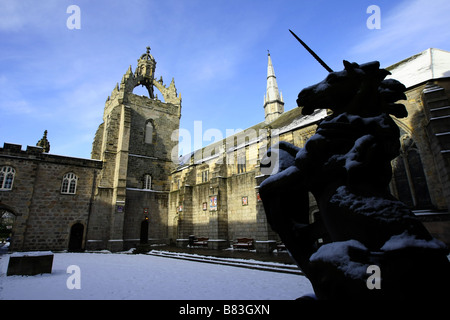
(148, 250, 304, 275)
(150, 245, 295, 265)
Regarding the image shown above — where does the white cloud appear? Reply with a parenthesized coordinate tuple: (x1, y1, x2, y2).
(1, 100, 34, 115)
(0, 0, 279, 158)
(0, 1, 25, 31)
(149, 0, 275, 84)
(189, 45, 242, 82)
(350, 0, 450, 61)
(58, 81, 111, 130)
(0, 0, 61, 32)
(0, 75, 35, 115)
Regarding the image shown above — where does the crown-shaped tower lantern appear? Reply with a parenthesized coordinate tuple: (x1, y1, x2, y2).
(107, 46, 181, 106)
(135, 46, 156, 98)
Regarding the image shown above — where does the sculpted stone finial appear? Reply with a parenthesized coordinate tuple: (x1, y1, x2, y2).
(36, 130, 50, 153)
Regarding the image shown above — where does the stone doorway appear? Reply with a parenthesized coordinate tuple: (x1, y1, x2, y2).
(140, 219, 149, 244)
(68, 223, 84, 252)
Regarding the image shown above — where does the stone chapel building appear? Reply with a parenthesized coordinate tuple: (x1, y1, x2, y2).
(1, 47, 450, 252)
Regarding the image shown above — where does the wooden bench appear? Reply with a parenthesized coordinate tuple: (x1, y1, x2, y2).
(233, 238, 254, 250)
(192, 237, 209, 247)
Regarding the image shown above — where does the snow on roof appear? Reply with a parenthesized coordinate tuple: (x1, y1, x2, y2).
(386, 48, 450, 88)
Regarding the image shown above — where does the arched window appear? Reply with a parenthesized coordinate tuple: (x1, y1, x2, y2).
(61, 173, 78, 194)
(391, 135, 432, 209)
(0, 166, 15, 191)
(145, 120, 155, 144)
(143, 174, 152, 190)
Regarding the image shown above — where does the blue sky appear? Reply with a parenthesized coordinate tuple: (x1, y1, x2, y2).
(1, 0, 450, 158)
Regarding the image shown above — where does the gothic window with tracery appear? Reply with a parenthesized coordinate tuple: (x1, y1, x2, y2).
(61, 173, 78, 194)
(391, 135, 432, 209)
(0, 166, 15, 191)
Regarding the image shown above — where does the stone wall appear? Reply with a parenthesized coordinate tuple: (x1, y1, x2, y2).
(126, 95, 180, 162)
(0, 143, 102, 251)
(226, 172, 258, 240)
(168, 82, 450, 249)
(167, 109, 323, 249)
(392, 80, 450, 212)
(85, 187, 113, 250)
(4, 50, 449, 253)
(123, 189, 169, 249)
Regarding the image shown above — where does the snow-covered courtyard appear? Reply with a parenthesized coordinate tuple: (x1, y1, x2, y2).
(0, 250, 313, 300)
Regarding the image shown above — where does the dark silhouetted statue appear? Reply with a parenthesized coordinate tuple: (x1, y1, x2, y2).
(260, 60, 450, 299)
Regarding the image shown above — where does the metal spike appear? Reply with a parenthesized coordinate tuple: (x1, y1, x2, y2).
(289, 29, 334, 73)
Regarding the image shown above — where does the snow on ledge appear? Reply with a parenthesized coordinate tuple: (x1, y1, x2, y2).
(11, 251, 53, 257)
(309, 240, 368, 280)
(380, 231, 447, 251)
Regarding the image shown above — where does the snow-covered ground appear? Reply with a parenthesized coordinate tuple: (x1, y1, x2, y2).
(0, 251, 313, 300)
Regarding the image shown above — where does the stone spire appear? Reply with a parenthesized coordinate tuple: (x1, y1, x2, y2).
(264, 51, 284, 123)
(36, 130, 50, 153)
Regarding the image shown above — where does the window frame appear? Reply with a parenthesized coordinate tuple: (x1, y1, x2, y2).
(144, 119, 156, 145)
(61, 172, 78, 195)
(143, 174, 152, 190)
(201, 170, 209, 183)
(237, 153, 246, 174)
(0, 166, 15, 191)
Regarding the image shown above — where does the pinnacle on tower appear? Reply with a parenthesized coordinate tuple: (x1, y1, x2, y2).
(264, 52, 284, 123)
(36, 130, 50, 153)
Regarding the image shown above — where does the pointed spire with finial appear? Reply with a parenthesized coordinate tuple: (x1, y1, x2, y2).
(264, 51, 284, 123)
(36, 130, 50, 153)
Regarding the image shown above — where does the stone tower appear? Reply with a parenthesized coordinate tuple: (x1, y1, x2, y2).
(264, 52, 284, 123)
(88, 46, 182, 251)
